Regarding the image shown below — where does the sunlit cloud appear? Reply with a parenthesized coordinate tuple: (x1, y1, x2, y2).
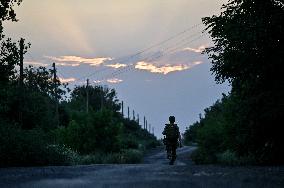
(46, 56, 112, 66)
(135, 61, 198, 74)
(24, 61, 48, 67)
(106, 78, 123, 84)
(93, 80, 102, 84)
(105, 63, 127, 69)
(183, 45, 208, 53)
(59, 77, 76, 83)
(56, 62, 81, 67)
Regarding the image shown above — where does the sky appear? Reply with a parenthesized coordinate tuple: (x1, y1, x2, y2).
(4, 0, 230, 138)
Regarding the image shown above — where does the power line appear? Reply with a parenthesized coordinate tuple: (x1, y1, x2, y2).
(61, 23, 204, 85)
(88, 31, 204, 83)
(92, 32, 207, 83)
(75, 22, 202, 82)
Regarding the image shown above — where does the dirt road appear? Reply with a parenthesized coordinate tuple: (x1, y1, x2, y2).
(0, 146, 283, 188)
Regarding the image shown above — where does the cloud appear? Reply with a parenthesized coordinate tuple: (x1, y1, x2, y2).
(24, 61, 48, 67)
(183, 45, 208, 53)
(56, 62, 81, 67)
(93, 80, 102, 84)
(135, 61, 198, 75)
(105, 63, 127, 69)
(46, 56, 112, 66)
(106, 78, 123, 84)
(59, 77, 76, 83)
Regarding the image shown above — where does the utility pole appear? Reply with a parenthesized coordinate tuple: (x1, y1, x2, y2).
(18, 38, 24, 127)
(149, 124, 151, 133)
(132, 110, 135, 121)
(127, 106, 130, 119)
(121, 101, 124, 117)
(137, 114, 139, 125)
(86, 79, 89, 113)
(52, 62, 59, 127)
(100, 86, 104, 111)
(144, 116, 146, 129)
(146, 120, 148, 131)
(19, 38, 24, 87)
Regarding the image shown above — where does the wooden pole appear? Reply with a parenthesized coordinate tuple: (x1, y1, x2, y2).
(86, 79, 89, 113)
(52, 62, 59, 127)
(121, 101, 124, 117)
(100, 86, 104, 111)
(127, 106, 130, 119)
(19, 38, 24, 87)
(18, 38, 24, 127)
(146, 120, 148, 131)
(137, 114, 139, 125)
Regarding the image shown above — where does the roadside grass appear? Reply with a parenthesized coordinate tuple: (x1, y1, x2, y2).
(191, 148, 258, 166)
(78, 149, 143, 165)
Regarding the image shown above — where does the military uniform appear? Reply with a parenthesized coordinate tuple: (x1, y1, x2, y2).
(162, 123, 180, 162)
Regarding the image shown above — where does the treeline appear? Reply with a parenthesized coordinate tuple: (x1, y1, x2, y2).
(0, 1, 158, 167)
(184, 0, 284, 165)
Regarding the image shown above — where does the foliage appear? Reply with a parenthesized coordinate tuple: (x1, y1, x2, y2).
(69, 85, 120, 112)
(54, 109, 123, 154)
(183, 121, 199, 145)
(0, 0, 22, 33)
(0, 122, 75, 166)
(189, 0, 284, 165)
(78, 149, 143, 164)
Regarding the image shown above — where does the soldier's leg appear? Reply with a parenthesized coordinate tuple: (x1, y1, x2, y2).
(169, 144, 174, 165)
(172, 146, 177, 161)
(166, 145, 170, 158)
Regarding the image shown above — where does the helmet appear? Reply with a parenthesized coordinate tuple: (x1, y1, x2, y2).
(169, 116, 175, 123)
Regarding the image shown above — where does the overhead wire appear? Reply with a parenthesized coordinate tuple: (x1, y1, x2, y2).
(92, 31, 208, 84)
(75, 22, 203, 82)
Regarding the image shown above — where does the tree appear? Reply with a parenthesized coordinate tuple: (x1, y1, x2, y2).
(202, 0, 284, 164)
(0, 0, 23, 33)
(0, 0, 24, 85)
(69, 85, 120, 113)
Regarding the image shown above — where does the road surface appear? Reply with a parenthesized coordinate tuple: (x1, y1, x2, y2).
(0, 146, 283, 188)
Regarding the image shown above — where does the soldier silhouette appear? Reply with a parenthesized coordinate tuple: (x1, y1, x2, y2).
(162, 116, 182, 165)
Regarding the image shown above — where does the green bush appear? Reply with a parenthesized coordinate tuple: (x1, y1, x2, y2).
(191, 148, 217, 164)
(45, 144, 80, 165)
(0, 122, 80, 167)
(54, 109, 123, 154)
(120, 149, 143, 164)
(77, 149, 143, 165)
(79, 154, 105, 164)
(216, 150, 239, 165)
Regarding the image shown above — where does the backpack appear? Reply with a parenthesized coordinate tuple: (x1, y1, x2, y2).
(165, 124, 179, 140)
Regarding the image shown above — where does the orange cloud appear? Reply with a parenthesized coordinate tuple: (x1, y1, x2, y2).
(106, 78, 123, 84)
(183, 45, 208, 53)
(46, 56, 112, 66)
(93, 80, 102, 84)
(56, 62, 81, 67)
(135, 61, 194, 74)
(59, 77, 76, 83)
(105, 63, 127, 69)
(135, 61, 203, 74)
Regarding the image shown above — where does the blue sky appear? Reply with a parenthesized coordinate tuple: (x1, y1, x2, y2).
(4, 0, 230, 137)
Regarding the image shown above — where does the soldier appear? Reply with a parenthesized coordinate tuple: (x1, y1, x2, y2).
(162, 116, 182, 165)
